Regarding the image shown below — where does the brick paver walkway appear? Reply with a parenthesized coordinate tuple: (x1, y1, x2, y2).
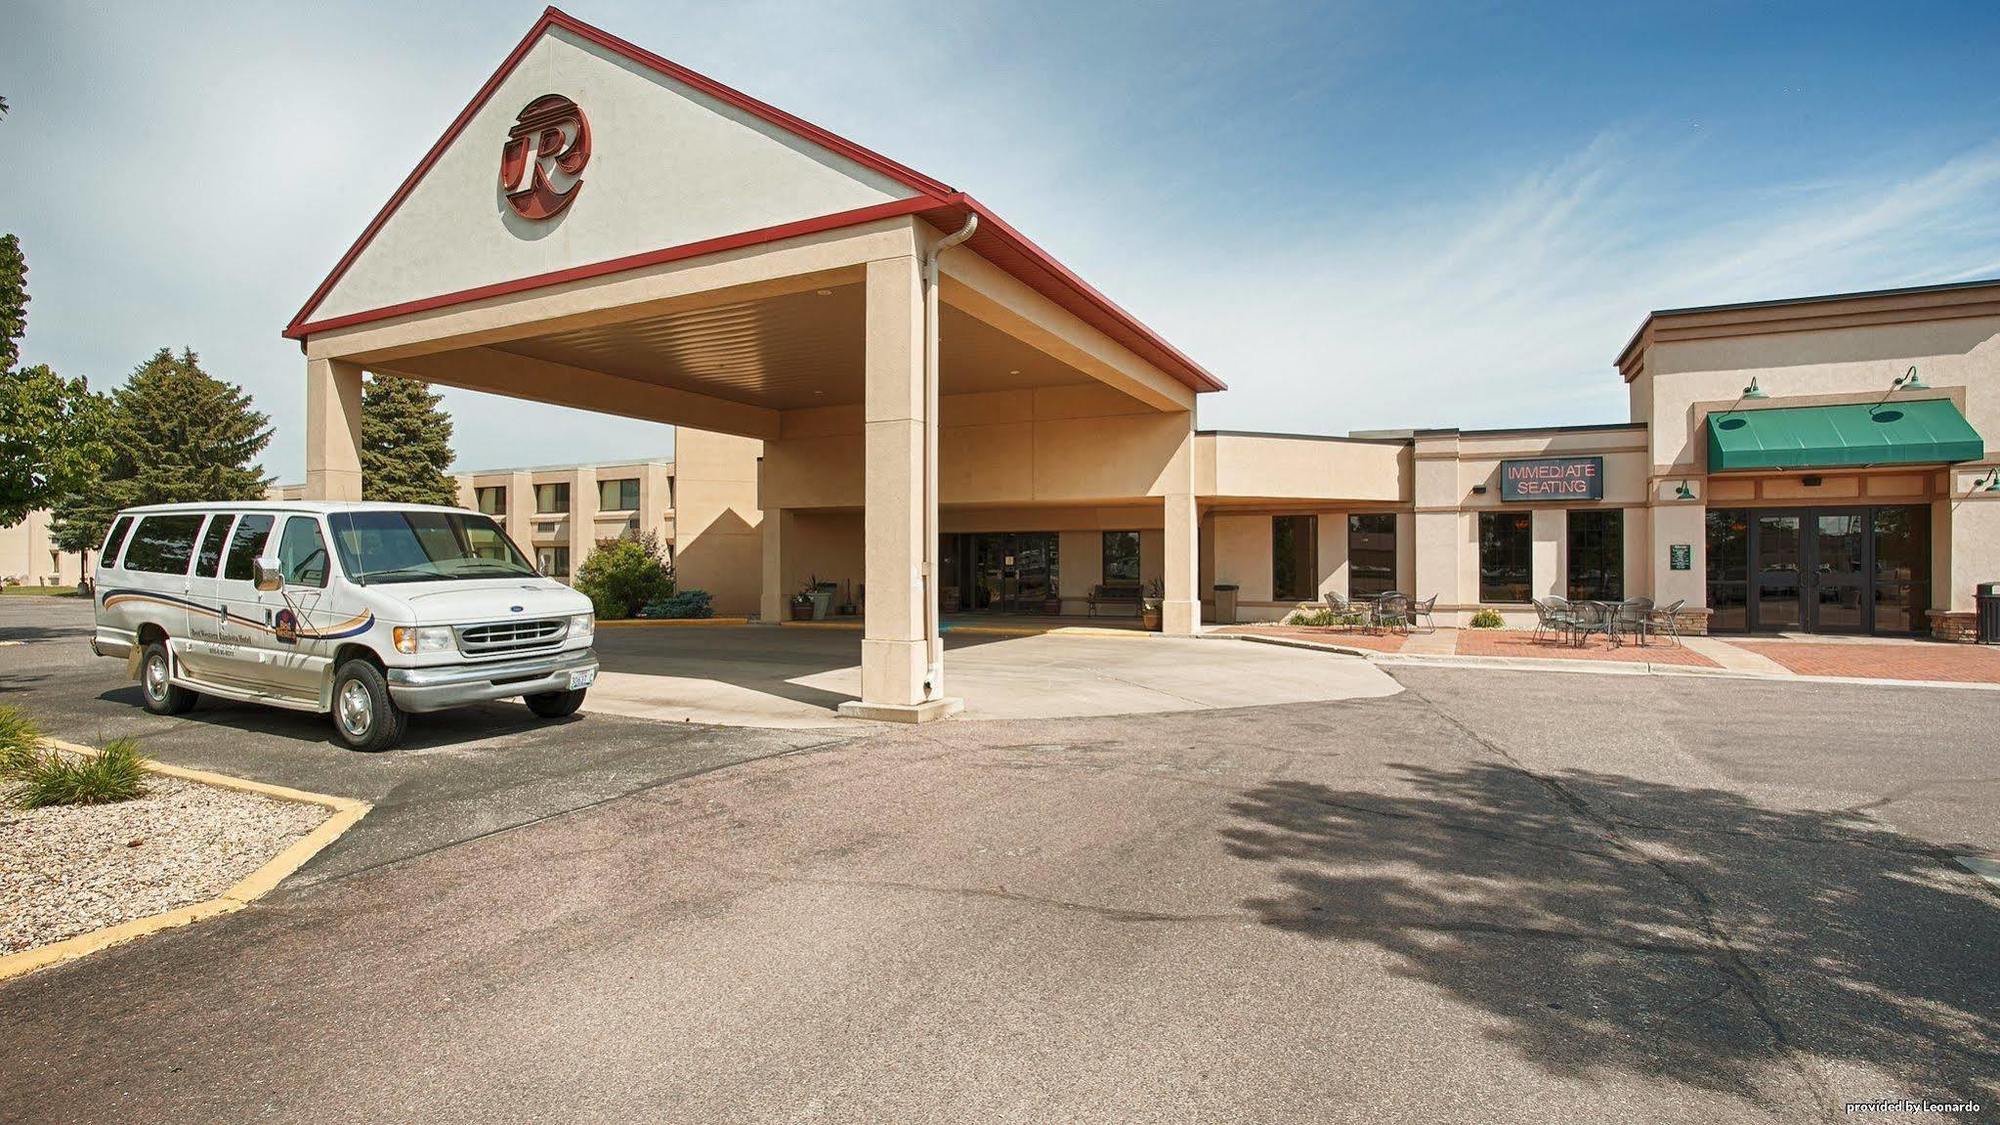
(1726, 640, 2000, 683)
(1453, 629, 1720, 667)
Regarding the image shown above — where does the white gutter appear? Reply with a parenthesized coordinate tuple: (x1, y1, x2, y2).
(922, 213, 978, 700)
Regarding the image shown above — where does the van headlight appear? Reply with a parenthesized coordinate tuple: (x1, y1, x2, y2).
(393, 626, 455, 655)
(570, 612, 595, 643)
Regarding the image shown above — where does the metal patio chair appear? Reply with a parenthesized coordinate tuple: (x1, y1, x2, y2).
(1611, 596, 1654, 647)
(1538, 595, 1578, 645)
(1375, 592, 1412, 635)
(1648, 598, 1687, 646)
(1568, 599, 1613, 647)
(1410, 594, 1439, 632)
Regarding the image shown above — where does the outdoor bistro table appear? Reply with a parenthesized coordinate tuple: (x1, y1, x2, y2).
(1584, 600, 1645, 647)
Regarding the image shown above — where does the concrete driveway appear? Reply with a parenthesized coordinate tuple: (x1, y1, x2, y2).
(3, 597, 1996, 1121)
(588, 623, 1401, 727)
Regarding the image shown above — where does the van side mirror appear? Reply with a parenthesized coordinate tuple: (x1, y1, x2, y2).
(253, 558, 284, 592)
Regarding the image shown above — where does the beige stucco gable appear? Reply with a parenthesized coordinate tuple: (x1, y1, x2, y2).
(304, 25, 921, 325)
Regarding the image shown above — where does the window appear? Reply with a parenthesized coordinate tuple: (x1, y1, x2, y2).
(195, 515, 235, 578)
(598, 477, 640, 511)
(1871, 506, 1930, 634)
(100, 516, 134, 568)
(475, 486, 507, 516)
(123, 514, 205, 575)
(1101, 530, 1141, 584)
(537, 546, 571, 578)
(1705, 509, 1748, 632)
(536, 482, 570, 514)
(328, 510, 536, 584)
(1271, 515, 1317, 602)
(1478, 511, 1532, 604)
(1566, 510, 1623, 602)
(1347, 514, 1397, 599)
(223, 515, 275, 582)
(276, 516, 331, 589)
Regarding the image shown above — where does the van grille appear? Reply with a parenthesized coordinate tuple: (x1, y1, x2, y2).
(455, 618, 568, 656)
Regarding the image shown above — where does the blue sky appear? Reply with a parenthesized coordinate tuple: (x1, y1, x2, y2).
(5, 1, 2000, 478)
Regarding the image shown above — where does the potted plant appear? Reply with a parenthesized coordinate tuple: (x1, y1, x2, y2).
(790, 580, 816, 621)
(809, 575, 838, 621)
(1139, 579, 1165, 631)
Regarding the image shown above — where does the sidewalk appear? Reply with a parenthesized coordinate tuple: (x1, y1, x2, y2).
(1211, 625, 2000, 687)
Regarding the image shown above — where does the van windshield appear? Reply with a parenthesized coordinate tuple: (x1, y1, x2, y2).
(328, 510, 539, 585)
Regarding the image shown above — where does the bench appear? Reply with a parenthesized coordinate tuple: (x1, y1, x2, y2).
(1087, 582, 1144, 617)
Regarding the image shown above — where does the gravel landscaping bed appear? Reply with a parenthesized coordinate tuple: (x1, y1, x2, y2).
(1, 768, 330, 955)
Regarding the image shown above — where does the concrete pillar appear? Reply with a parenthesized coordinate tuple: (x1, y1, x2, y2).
(304, 358, 363, 500)
(1316, 511, 1348, 601)
(506, 470, 533, 549)
(1532, 508, 1566, 600)
(1650, 483, 1707, 611)
(568, 466, 598, 577)
(1161, 427, 1200, 634)
(843, 254, 958, 721)
(761, 507, 791, 624)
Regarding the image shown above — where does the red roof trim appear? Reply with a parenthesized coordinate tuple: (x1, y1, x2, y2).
(285, 6, 950, 336)
(285, 196, 934, 339)
(284, 8, 1223, 394)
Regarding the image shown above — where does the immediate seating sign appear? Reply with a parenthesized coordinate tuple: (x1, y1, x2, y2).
(1498, 456, 1605, 502)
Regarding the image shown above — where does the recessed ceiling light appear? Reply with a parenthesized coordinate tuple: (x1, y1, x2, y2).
(815, 289, 833, 296)
(1008, 369, 1021, 375)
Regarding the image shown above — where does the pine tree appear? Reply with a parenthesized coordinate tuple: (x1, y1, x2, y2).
(361, 373, 458, 505)
(50, 349, 273, 551)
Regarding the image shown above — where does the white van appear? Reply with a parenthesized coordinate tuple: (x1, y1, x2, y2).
(90, 501, 597, 752)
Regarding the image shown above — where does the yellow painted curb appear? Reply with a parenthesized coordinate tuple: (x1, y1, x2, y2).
(778, 619, 864, 630)
(597, 617, 751, 628)
(0, 739, 370, 984)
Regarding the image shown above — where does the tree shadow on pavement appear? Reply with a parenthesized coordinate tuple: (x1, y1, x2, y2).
(1221, 764, 2000, 1112)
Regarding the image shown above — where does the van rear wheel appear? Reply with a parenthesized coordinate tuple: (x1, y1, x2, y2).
(525, 688, 586, 719)
(139, 641, 198, 716)
(331, 659, 404, 752)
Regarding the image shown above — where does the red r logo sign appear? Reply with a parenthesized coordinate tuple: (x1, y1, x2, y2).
(500, 94, 590, 220)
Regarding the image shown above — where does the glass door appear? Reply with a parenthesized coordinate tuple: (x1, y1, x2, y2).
(1809, 512, 1867, 633)
(965, 533, 1060, 613)
(1751, 512, 1803, 631)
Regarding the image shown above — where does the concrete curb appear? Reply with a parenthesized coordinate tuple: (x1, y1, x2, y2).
(0, 739, 370, 984)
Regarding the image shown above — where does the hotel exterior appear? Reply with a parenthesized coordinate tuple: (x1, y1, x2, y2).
(280, 9, 1996, 718)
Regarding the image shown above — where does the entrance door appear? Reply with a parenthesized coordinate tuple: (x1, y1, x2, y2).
(1809, 511, 1868, 634)
(1724, 505, 1929, 635)
(1752, 512, 1803, 631)
(965, 533, 1060, 613)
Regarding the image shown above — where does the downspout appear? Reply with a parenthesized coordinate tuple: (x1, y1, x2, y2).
(922, 212, 978, 700)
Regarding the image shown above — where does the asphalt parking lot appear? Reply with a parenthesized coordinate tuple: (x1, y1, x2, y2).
(2, 596, 1996, 1122)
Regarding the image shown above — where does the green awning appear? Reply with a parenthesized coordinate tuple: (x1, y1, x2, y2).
(1706, 399, 1984, 471)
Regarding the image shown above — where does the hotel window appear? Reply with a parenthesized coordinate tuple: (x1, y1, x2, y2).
(1705, 509, 1748, 632)
(598, 477, 640, 511)
(1347, 514, 1396, 599)
(1566, 510, 1623, 602)
(1272, 515, 1317, 602)
(1478, 511, 1532, 604)
(1102, 530, 1141, 584)
(535, 482, 570, 514)
(537, 545, 570, 578)
(475, 486, 506, 516)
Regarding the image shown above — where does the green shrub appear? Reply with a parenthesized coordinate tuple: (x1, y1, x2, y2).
(1284, 608, 1336, 627)
(0, 705, 42, 776)
(641, 588, 714, 619)
(573, 532, 674, 619)
(4, 737, 150, 808)
(1469, 608, 1506, 629)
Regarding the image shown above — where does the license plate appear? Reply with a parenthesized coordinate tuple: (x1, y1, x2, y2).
(567, 669, 596, 690)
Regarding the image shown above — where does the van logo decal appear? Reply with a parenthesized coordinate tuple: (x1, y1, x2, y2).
(272, 609, 300, 645)
(510, 605, 524, 613)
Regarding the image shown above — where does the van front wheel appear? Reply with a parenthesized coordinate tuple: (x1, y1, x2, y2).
(139, 641, 199, 715)
(331, 659, 404, 752)
(525, 688, 586, 719)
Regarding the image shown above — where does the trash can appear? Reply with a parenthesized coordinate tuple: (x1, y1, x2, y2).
(1978, 582, 2000, 644)
(1213, 584, 1239, 626)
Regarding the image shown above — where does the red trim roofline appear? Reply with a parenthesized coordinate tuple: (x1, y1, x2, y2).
(283, 7, 1224, 394)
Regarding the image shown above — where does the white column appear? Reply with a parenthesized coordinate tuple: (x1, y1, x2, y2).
(761, 507, 790, 624)
(1316, 511, 1348, 601)
(1161, 427, 1200, 634)
(843, 253, 959, 721)
(304, 358, 363, 501)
